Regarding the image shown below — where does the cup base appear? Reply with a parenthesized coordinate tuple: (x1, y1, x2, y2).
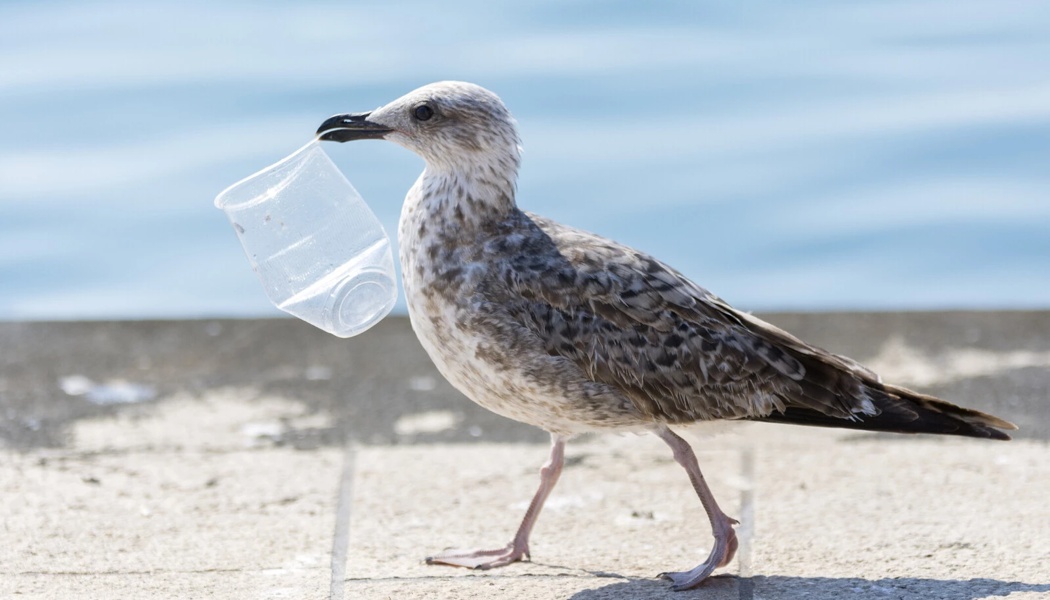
(327, 270, 397, 337)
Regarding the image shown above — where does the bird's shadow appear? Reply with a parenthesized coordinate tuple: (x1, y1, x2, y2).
(567, 574, 1050, 600)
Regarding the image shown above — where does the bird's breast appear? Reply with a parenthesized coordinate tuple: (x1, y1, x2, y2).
(398, 190, 511, 418)
(395, 185, 646, 434)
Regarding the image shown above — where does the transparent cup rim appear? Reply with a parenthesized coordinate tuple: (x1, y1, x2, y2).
(213, 138, 325, 210)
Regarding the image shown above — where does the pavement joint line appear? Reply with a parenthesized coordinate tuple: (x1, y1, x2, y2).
(345, 573, 634, 583)
(329, 436, 357, 600)
(737, 446, 756, 600)
(39, 447, 307, 459)
(5, 568, 312, 576)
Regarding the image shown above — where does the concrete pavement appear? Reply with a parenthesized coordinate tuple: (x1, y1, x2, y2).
(1, 313, 1049, 599)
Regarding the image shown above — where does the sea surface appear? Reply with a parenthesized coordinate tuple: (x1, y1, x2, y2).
(2, 0, 1048, 320)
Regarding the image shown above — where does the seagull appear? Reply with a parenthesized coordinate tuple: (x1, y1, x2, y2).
(316, 81, 1017, 590)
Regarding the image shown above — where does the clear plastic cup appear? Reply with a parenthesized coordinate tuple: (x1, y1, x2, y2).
(214, 140, 397, 337)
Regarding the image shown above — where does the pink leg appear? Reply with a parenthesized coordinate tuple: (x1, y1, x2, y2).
(655, 426, 739, 591)
(426, 433, 566, 569)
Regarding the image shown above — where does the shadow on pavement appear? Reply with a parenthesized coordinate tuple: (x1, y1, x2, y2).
(570, 575, 1050, 600)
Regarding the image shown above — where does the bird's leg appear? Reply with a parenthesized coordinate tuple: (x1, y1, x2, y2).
(426, 433, 566, 570)
(654, 426, 739, 591)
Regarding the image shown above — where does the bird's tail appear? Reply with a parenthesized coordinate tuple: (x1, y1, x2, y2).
(750, 382, 1017, 440)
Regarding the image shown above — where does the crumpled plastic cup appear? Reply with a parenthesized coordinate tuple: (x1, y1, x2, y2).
(214, 140, 397, 337)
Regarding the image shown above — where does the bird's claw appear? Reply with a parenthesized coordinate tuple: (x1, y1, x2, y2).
(658, 565, 718, 591)
(657, 526, 738, 591)
(426, 542, 529, 570)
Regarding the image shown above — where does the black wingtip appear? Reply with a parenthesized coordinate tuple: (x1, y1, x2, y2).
(748, 385, 1017, 441)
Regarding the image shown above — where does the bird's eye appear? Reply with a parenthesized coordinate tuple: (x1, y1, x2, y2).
(413, 105, 434, 121)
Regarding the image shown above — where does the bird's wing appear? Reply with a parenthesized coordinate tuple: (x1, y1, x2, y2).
(497, 213, 883, 423)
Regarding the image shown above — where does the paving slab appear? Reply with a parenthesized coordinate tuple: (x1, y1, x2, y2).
(747, 426, 1050, 598)
(1, 391, 343, 599)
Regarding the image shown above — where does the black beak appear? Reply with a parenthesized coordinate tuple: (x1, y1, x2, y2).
(316, 112, 392, 142)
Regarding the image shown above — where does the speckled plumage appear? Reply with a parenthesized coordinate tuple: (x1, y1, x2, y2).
(318, 81, 1016, 590)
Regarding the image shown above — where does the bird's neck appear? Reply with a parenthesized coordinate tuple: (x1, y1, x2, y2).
(404, 158, 519, 235)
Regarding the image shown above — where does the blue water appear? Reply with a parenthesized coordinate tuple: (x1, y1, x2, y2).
(2, 0, 1048, 320)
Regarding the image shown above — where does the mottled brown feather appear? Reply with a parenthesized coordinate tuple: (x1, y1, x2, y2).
(493, 212, 1015, 439)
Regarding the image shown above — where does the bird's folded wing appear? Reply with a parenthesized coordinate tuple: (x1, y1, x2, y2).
(501, 215, 881, 423)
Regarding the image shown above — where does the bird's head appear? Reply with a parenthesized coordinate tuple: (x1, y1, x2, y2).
(317, 81, 522, 174)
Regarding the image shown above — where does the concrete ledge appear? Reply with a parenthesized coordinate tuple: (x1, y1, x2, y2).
(1, 313, 1049, 599)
